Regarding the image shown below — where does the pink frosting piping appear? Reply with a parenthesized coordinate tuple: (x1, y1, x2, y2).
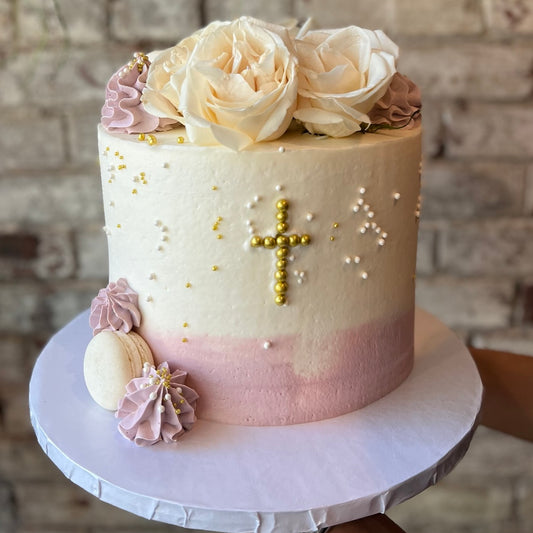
(89, 278, 141, 336)
(116, 362, 198, 447)
(368, 72, 422, 129)
(101, 59, 175, 134)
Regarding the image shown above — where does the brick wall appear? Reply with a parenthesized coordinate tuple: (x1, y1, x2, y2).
(1, 1, 532, 532)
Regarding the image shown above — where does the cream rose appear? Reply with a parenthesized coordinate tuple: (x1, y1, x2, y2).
(145, 17, 298, 151)
(142, 21, 224, 121)
(294, 26, 398, 137)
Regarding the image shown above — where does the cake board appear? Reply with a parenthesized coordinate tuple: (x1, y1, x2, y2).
(29, 308, 482, 533)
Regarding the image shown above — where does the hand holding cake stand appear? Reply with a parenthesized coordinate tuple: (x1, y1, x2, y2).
(29, 308, 482, 533)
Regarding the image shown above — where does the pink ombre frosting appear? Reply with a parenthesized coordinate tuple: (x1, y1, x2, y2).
(89, 278, 141, 335)
(101, 57, 176, 134)
(140, 310, 414, 426)
(116, 361, 198, 446)
(368, 72, 422, 129)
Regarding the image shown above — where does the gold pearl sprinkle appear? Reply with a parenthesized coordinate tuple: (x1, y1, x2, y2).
(275, 270, 287, 281)
(183, 322, 189, 328)
(276, 222, 289, 234)
(182, 338, 188, 343)
(217, 216, 223, 222)
(147, 134, 157, 145)
(217, 234, 223, 239)
(105, 146, 110, 151)
(119, 155, 124, 160)
(333, 222, 339, 228)
(275, 294, 286, 306)
(264, 236, 276, 249)
(276, 199, 289, 211)
(300, 234, 311, 246)
(185, 282, 191, 288)
(250, 236, 263, 248)
(132, 189, 137, 194)
(288, 234, 300, 247)
(117, 164, 126, 170)
(116, 224, 121, 228)
(177, 136, 185, 144)
(212, 265, 219, 271)
(212, 186, 218, 191)
(114, 151, 119, 156)
(140, 172, 145, 177)
(138, 133, 145, 141)
(330, 236, 335, 241)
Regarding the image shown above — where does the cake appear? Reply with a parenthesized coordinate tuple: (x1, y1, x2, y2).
(88, 17, 422, 439)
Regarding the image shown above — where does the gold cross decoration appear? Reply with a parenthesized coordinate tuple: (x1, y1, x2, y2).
(250, 199, 311, 306)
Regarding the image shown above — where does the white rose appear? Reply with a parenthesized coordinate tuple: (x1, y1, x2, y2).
(142, 21, 224, 121)
(147, 17, 298, 151)
(294, 26, 398, 137)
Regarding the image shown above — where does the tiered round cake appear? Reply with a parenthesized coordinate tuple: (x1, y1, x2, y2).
(86, 16, 422, 440)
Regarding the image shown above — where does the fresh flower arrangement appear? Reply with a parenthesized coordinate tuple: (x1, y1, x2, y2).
(102, 17, 421, 151)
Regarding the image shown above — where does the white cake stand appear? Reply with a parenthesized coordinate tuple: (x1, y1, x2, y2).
(29, 308, 482, 533)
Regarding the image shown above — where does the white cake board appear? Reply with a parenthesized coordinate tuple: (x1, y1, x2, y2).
(29, 308, 482, 533)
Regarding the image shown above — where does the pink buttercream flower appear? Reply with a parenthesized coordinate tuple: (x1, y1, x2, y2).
(89, 278, 141, 336)
(368, 72, 421, 129)
(101, 52, 176, 134)
(116, 362, 198, 446)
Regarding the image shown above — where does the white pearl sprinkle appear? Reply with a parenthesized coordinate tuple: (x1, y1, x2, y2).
(109, 201, 115, 207)
(357, 198, 364, 206)
(161, 235, 168, 242)
(354, 256, 361, 264)
(158, 405, 165, 414)
(293, 270, 300, 276)
(246, 202, 254, 209)
(248, 227, 255, 234)
(299, 271, 306, 278)
(161, 226, 168, 232)
(363, 204, 370, 212)
(360, 227, 367, 234)
(352, 205, 360, 213)
(297, 278, 304, 284)
(107, 165, 115, 171)
(306, 213, 314, 221)
(378, 238, 385, 246)
(146, 295, 153, 302)
(254, 195, 261, 202)
(345, 256, 352, 264)
(359, 187, 366, 194)
(154, 220, 162, 227)
(278, 146, 285, 153)
(245, 219, 252, 226)
(163, 162, 169, 168)
(393, 192, 401, 200)
(361, 271, 369, 280)
(263, 340, 272, 350)
(149, 392, 157, 400)
(164, 393, 171, 401)
(288, 255, 295, 262)
(364, 222, 370, 229)
(177, 387, 183, 394)
(149, 378, 156, 385)
(157, 245, 164, 252)
(368, 211, 375, 219)
(133, 176, 139, 182)
(149, 272, 156, 280)
(382, 232, 388, 239)
(143, 361, 151, 369)
(275, 184, 283, 191)
(371, 222, 377, 229)
(375, 227, 382, 234)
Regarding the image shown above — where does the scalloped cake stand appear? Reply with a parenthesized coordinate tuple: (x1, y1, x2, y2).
(29, 308, 482, 533)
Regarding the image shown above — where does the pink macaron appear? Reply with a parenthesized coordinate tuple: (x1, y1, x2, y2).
(84, 330, 154, 410)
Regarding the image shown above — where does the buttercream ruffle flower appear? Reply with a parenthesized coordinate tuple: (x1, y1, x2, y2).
(294, 25, 398, 137)
(368, 72, 421, 129)
(143, 16, 298, 151)
(89, 278, 141, 336)
(101, 52, 176, 134)
(116, 362, 199, 446)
